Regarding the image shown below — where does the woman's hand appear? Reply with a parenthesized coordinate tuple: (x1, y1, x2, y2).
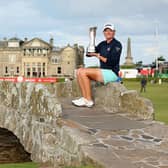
(87, 52, 99, 57)
(87, 52, 107, 63)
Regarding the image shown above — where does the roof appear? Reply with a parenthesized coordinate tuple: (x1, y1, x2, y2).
(8, 37, 22, 41)
(52, 47, 62, 51)
(0, 37, 23, 48)
(23, 37, 52, 48)
(0, 41, 7, 48)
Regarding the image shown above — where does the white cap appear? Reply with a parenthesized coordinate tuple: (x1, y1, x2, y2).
(103, 24, 115, 31)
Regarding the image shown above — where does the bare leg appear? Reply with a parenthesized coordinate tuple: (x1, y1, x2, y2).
(77, 68, 103, 100)
(76, 68, 87, 97)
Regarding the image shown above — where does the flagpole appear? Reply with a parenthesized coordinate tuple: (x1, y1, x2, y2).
(154, 20, 159, 71)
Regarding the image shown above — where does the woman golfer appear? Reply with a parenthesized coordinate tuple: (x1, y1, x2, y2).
(72, 24, 122, 108)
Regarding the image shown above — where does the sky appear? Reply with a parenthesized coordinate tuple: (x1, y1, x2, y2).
(0, 0, 168, 66)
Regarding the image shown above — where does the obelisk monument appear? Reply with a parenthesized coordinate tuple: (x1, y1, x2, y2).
(124, 37, 134, 65)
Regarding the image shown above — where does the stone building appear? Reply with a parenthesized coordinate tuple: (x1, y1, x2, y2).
(0, 37, 84, 78)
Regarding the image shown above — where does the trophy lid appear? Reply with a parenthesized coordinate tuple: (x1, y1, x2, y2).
(89, 27, 97, 31)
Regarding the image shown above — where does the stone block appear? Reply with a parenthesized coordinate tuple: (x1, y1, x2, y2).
(93, 82, 154, 120)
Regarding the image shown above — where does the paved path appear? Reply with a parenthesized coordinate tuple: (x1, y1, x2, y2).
(62, 99, 146, 130)
(61, 98, 168, 168)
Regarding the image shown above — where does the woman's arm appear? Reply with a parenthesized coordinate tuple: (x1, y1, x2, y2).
(87, 53, 107, 63)
(96, 53, 107, 63)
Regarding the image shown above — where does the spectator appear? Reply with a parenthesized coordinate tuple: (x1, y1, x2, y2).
(140, 77, 147, 92)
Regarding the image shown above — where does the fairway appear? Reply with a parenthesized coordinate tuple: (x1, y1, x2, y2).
(0, 163, 95, 168)
(124, 81, 168, 124)
(0, 163, 38, 168)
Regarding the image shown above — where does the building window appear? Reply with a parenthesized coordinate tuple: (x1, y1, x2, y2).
(5, 66, 8, 74)
(52, 58, 57, 64)
(37, 63, 41, 76)
(51, 56, 60, 64)
(27, 68, 30, 77)
(68, 61, 70, 64)
(43, 63, 46, 76)
(32, 67, 37, 77)
(57, 67, 61, 74)
(16, 67, 19, 73)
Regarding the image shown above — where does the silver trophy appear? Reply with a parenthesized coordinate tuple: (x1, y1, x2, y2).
(86, 26, 97, 56)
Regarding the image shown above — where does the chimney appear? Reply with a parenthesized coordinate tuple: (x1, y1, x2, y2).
(50, 38, 54, 46)
(3, 37, 7, 41)
(74, 43, 78, 48)
(24, 37, 28, 42)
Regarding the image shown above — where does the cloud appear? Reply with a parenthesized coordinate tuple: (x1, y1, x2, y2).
(1, 0, 167, 36)
(0, 0, 167, 66)
(0, 0, 61, 35)
(64, 0, 168, 35)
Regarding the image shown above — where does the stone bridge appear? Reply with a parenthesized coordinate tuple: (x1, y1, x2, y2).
(0, 81, 168, 168)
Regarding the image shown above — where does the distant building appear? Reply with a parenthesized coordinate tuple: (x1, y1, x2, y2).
(159, 61, 168, 74)
(119, 69, 138, 78)
(0, 37, 84, 78)
(124, 37, 134, 66)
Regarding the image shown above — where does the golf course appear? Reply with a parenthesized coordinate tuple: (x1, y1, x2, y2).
(124, 80, 168, 124)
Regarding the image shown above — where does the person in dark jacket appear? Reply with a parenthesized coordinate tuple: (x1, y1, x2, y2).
(72, 24, 122, 107)
(140, 77, 147, 92)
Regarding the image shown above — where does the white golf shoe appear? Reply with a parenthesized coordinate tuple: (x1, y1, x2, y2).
(72, 97, 94, 108)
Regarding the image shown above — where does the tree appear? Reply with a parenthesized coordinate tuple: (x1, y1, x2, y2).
(157, 56, 166, 61)
(136, 61, 143, 67)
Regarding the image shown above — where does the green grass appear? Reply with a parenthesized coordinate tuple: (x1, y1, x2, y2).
(0, 163, 95, 168)
(124, 81, 168, 124)
(0, 162, 38, 168)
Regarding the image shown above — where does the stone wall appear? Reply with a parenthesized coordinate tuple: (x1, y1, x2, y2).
(0, 81, 89, 167)
(54, 80, 154, 120)
(93, 83, 154, 120)
(0, 80, 154, 167)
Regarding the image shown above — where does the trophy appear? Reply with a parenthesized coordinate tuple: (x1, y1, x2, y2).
(86, 26, 97, 56)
